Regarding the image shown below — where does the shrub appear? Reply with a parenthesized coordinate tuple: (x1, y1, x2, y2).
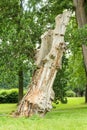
(60, 97, 68, 104)
(66, 90, 76, 97)
(0, 89, 18, 103)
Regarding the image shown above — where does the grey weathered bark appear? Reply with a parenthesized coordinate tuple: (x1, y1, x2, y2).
(73, 0, 87, 103)
(15, 11, 71, 117)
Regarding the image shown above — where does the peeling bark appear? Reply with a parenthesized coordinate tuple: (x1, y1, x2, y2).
(15, 11, 71, 117)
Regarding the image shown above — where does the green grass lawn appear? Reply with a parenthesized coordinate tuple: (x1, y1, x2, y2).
(0, 97, 87, 130)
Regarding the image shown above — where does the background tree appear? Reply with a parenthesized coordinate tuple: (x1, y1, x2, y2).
(65, 15, 87, 97)
(73, 0, 87, 102)
(0, 0, 40, 102)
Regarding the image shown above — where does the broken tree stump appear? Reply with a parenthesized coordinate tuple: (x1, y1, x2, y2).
(15, 11, 71, 117)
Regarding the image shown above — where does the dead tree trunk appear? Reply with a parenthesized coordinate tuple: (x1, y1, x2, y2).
(15, 11, 71, 117)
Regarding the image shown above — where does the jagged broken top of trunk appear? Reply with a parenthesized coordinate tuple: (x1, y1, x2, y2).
(36, 11, 71, 66)
(15, 10, 71, 117)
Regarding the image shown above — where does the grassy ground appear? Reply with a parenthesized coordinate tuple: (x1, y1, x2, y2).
(0, 97, 87, 130)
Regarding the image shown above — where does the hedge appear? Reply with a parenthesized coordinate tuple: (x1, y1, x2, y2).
(0, 89, 76, 103)
(0, 89, 18, 103)
(66, 90, 76, 97)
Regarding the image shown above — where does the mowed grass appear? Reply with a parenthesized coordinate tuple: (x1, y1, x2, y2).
(0, 97, 87, 130)
(0, 104, 16, 115)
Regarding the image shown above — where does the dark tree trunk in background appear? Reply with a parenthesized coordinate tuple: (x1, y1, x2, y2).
(17, 0, 24, 104)
(18, 70, 23, 103)
(82, 45, 87, 103)
(82, 45, 87, 74)
(73, 0, 87, 27)
(73, 0, 87, 103)
(85, 84, 87, 103)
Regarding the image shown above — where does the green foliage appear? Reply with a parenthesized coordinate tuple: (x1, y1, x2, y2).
(37, 0, 73, 32)
(66, 90, 76, 97)
(65, 17, 87, 95)
(0, 0, 35, 71)
(0, 0, 42, 89)
(0, 89, 18, 103)
(60, 97, 68, 104)
(65, 18, 87, 51)
(53, 55, 68, 103)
